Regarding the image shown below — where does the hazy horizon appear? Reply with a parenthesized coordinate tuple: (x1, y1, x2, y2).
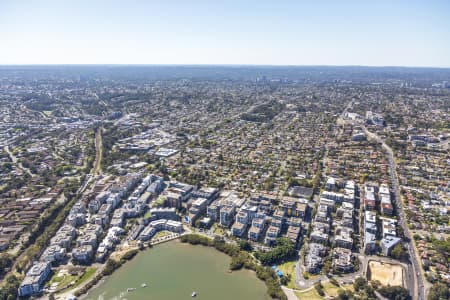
(1, 0, 449, 67)
(1, 64, 450, 69)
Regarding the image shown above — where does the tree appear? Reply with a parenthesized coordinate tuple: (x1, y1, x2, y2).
(238, 240, 252, 251)
(255, 238, 295, 265)
(0, 254, 13, 276)
(0, 275, 20, 300)
(337, 289, 352, 300)
(391, 243, 406, 260)
(314, 281, 325, 296)
(428, 283, 449, 300)
(371, 280, 381, 290)
(323, 259, 332, 274)
(354, 276, 367, 292)
(378, 286, 410, 300)
(280, 273, 292, 286)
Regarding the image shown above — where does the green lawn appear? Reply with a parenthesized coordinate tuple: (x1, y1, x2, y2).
(322, 281, 340, 297)
(277, 260, 297, 289)
(144, 211, 152, 219)
(71, 267, 97, 289)
(294, 280, 354, 299)
(48, 273, 78, 290)
(294, 288, 324, 300)
(154, 196, 166, 207)
(212, 224, 226, 236)
(153, 230, 172, 239)
(302, 271, 321, 281)
(49, 267, 97, 293)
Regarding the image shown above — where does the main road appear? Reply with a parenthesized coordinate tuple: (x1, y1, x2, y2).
(363, 126, 425, 300)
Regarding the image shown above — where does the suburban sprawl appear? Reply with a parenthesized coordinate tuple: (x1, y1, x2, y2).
(0, 66, 449, 300)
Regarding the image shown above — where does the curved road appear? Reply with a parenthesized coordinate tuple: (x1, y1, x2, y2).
(4, 145, 35, 177)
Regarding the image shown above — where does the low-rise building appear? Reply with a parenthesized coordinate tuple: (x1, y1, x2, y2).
(231, 221, 247, 237)
(332, 247, 353, 273)
(165, 220, 183, 233)
(364, 232, 377, 254)
(41, 245, 66, 264)
(334, 227, 353, 249)
(76, 233, 98, 248)
(286, 225, 301, 243)
(191, 187, 219, 205)
(381, 236, 402, 256)
(248, 217, 265, 241)
(72, 245, 94, 263)
(310, 229, 329, 244)
(381, 218, 397, 238)
(305, 243, 327, 274)
(139, 226, 157, 241)
(189, 198, 208, 225)
(264, 225, 280, 246)
(364, 211, 377, 234)
(220, 205, 236, 227)
(50, 233, 73, 249)
(18, 262, 52, 297)
(207, 202, 220, 221)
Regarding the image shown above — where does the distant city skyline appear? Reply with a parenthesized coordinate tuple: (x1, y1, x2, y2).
(0, 0, 449, 67)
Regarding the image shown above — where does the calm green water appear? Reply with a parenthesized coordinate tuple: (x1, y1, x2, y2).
(85, 241, 270, 300)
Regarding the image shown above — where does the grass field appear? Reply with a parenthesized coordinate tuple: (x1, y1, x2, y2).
(368, 261, 404, 287)
(295, 281, 354, 299)
(48, 267, 97, 293)
(48, 272, 77, 290)
(71, 267, 97, 289)
(277, 260, 297, 289)
(295, 287, 324, 300)
(153, 230, 172, 239)
(212, 224, 226, 236)
(322, 281, 340, 297)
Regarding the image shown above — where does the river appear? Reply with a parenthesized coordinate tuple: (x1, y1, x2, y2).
(84, 241, 270, 300)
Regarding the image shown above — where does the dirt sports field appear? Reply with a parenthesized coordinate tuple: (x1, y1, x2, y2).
(368, 261, 404, 287)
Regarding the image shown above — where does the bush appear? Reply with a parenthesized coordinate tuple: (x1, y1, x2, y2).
(428, 283, 449, 300)
(314, 281, 325, 296)
(0, 275, 20, 300)
(353, 276, 367, 292)
(378, 285, 410, 300)
(337, 289, 352, 300)
(255, 238, 296, 265)
(329, 277, 340, 286)
(180, 234, 286, 299)
(120, 249, 139, 262)
(103, 259, 122, 276)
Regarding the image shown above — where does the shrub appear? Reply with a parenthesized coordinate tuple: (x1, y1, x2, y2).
(314, 281, 325, 296)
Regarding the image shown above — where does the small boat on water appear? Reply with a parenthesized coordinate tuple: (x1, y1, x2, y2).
(191, 291, 197, 297)
(141, 283, 147, 288)
(127, 288, 136, 292)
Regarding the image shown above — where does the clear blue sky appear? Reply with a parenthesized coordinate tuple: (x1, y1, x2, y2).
(0, 0, 449, 67)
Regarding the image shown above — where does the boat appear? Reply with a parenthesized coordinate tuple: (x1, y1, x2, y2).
(141, 283, 147, 288)
(127, 288, 136, 292)
(191, 291, 197, 297)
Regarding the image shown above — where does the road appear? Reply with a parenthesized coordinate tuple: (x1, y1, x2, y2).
(92, 126, 103, 176)
(363, 126, 425, 300)
(4, 145, 35, 177)
(281, 286, 299, 300)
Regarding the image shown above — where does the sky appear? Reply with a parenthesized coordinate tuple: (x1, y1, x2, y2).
(0, 0, 449, 67)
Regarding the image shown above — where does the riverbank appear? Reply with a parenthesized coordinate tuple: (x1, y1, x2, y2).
(80, 239, 270, 300)
(59, 235, 273, 300)
(179, 234, 287, 300)
(66, 248, 140, 298)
